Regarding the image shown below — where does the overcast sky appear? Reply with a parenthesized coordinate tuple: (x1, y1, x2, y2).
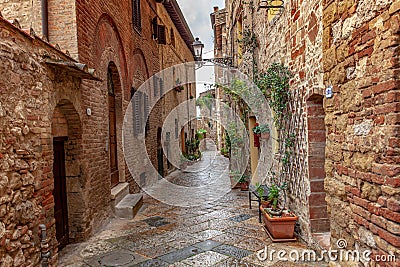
(176, 0, 225, 58)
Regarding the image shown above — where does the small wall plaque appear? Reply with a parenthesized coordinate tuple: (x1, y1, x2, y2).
(326, 86, 333, 99)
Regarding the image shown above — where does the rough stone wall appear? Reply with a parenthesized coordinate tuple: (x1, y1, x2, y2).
(0, 18, 84, 266)
(1, 0, 162, 259)
(323, 0, 400, 262)
(224, 0, 325, 245)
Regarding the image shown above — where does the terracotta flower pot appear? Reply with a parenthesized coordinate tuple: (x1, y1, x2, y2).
(240, 181, 249, 191)
(261, 207, 298, 239)
(261, 200, 270, 208)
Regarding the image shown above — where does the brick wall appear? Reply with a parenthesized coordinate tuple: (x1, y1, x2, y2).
(73, 0, 161, 229)
(48, 0, 78, 59)
(323, 0, 400, 263)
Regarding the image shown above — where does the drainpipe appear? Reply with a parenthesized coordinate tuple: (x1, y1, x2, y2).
(39, 224, 51, 267)
(41, 0, 49, 40)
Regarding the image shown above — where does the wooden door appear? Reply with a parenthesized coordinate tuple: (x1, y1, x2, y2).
(53, 138, 69, 249)
(109, 93, 119, 187)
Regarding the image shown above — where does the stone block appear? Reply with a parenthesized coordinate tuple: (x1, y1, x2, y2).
(114, 193, 143, 219)
(324, 2, 338, 27)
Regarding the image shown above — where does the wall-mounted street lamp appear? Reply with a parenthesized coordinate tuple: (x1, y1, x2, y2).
(192, 37, 234, 68)
(259, 0, 284, 9)
(192, 37, 204, 61)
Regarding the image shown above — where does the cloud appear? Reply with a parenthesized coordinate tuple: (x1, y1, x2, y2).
(176, 0, 225, 55)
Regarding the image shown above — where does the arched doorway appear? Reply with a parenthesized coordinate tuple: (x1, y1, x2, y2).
(51, 100, 83, 249)
(108, 62, 123, 187)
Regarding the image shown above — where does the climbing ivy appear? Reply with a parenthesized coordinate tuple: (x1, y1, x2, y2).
(254, 63, 293, 129)
(238, 29, 258, 52)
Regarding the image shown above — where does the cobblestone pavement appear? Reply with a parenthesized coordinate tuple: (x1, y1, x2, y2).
(59, 148, 327, 267)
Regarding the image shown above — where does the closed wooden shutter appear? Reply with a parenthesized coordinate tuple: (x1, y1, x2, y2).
(158, 25, 166, 45)
(134, 91, 141, 135)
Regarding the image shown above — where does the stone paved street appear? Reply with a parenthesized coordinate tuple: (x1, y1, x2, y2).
(59, 148, 328, 267)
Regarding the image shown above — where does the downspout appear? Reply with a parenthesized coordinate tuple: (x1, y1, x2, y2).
(41, 0, 49, 40)
(39, 224, 51, 267)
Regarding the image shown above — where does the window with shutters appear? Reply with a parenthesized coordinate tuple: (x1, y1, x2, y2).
(158, 25, 166, 45)
(130, 88, 150, 136)
(144, 94, 150, 136)
(132, 0, 141, 32)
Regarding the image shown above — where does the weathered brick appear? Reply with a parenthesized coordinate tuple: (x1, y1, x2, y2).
(387, 198, 400, 212)
(372, 80, 399, 95)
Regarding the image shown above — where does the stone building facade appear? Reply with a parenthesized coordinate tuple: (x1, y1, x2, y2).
(210, 6, 228, 152)
(0, 0, 196, 265)
(323, 0, 400, 263)
(0, 17, 99, 266)
(156, 0, 196, 176)
(216, 0, 400, 263)
(215, 0, 326, 248)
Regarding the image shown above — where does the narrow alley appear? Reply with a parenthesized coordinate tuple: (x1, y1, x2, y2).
(1, 0, 399, 266)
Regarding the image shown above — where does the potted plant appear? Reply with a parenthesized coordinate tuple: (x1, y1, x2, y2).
(222, 147, 230, 158)
(174, 78, 184, 92)
(239, 174, 250, 191)
(260, 181, 298, 240)
(196, 128, 207, 139)
(252, 123, 270, 139)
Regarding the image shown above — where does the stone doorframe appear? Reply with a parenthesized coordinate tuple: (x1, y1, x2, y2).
(51, 99, 86, 245)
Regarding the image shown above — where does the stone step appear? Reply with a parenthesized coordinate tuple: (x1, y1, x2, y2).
(115, 193, 143, 219)
(111, 182, 129, 206)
